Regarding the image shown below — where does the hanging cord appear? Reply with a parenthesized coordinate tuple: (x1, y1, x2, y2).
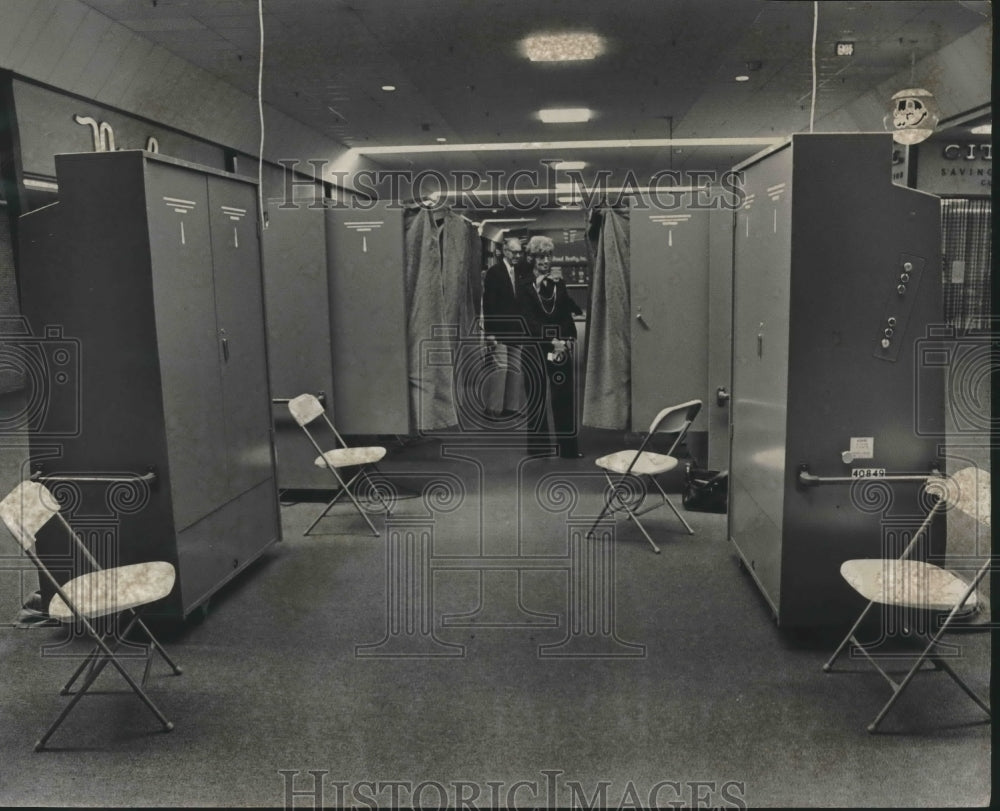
(809, 1, 818, 132)
(257, 0, 265, 229)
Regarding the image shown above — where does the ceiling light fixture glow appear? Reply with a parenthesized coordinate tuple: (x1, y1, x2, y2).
(735, 75, 750, 82)
(522, 33, 605, 62)
(538, 108, 593, 124)
(552, 160, 588, 170)
(970, 124, 991, 135)
(381, 84, 396, 92)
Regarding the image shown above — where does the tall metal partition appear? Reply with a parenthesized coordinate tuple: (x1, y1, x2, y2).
(326, 203, 410, 436)
(728, 134, 944, 627)
(629, 195, 710, 457)
(261, 201, 411, 491)
(707, 207, 735, 471)
(262, 202, 335, 491)
(18, 150, 281, 618)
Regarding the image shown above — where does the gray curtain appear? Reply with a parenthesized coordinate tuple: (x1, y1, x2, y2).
(404, 207, 479, 431)
(582, 206, 631, 429)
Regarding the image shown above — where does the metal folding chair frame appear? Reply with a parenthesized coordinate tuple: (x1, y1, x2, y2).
(288, 394, 393, 537)
(2, 483, 181, 751)
(588, 400, 702, 554)
(823, 471, 992, 733)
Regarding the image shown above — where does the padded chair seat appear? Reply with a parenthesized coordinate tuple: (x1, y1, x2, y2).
(313, 446, 386, 468)
(595, 450, 680, 476)
(48, 561, 177, 621)
(840, 559, 977, 612)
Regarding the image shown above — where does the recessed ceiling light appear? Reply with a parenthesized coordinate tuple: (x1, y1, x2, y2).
(521, 33, 605, 62)
(970, 124, 991, 134)
(552, 160, 588, 170)
(539, 108, 593, 124)
(436, 137, 447, 142)
(735, 75, 750, 82)
(381, 84, 396, 92)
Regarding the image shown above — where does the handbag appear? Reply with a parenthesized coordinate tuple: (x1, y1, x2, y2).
(682, 466, 728, 513)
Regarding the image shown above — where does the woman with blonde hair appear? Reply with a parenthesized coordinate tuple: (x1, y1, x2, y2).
(518, 235, 584, 458)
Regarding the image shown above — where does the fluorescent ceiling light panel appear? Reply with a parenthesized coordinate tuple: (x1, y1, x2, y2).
(522, 33, 605, 62)
(552, 161, 588, 170)
(539, 108, 593, 124)
(970, 124, 991, 134)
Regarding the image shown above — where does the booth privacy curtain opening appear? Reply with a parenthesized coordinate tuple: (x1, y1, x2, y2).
(404, 207, 479, 432)
(582, 206, 631, 430)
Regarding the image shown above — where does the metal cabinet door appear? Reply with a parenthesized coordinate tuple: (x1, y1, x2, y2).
(261, 203, 335, 490)
(145, 161, 228, 531)
(728, 146, 794, 611)
(707, 207, 734, 471)
(326, 203, 409, 434)
(629, 200, 710, 432)
(206, 176, 274, 498)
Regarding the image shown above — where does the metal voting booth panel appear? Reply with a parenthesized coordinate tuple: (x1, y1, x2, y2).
(262, 201, 409, 492)
(18, 150, 281, 619)
(262, 202, 335, 491)
(728, 134, 945, 627)
(629, 196, 736, 471)
(629, 195, 710, 460)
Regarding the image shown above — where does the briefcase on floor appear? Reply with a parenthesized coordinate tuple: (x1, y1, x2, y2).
(682, 467, 728, 513)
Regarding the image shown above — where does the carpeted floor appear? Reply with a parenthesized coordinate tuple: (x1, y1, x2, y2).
(0, 429, 991, 808)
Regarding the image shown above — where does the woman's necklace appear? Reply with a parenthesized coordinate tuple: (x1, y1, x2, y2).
(536, 278, 557, 315)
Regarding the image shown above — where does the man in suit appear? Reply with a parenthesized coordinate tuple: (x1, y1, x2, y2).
(481, 236, 529, 418)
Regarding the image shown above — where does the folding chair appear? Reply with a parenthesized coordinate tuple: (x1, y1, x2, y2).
(824, 466, 992, 733)
(588, 399, 702, 553)
(0, 480, 182, 751)
(288, 393, 392, 536)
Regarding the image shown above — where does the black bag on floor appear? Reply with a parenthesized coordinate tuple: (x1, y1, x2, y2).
(682, 466, 728, 513)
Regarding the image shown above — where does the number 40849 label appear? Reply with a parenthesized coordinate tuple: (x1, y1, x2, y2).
(851, 468, 886, 478)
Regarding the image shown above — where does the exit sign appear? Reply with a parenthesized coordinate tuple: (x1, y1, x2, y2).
(835, 41, 855, 56)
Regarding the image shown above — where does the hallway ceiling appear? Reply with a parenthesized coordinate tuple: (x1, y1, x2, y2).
(73, 0, 991, 209)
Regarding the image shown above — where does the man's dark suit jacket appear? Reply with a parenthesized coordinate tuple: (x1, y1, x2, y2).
(482, 261, 530, 340)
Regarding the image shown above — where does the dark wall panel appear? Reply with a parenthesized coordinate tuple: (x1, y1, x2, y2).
(326, 203, 409, 435)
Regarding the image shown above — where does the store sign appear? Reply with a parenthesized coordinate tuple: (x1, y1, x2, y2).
(12, 80, 225, 179)
(915, 139, 992, 194)
(73, 114, 159, 153)
(941, 142, 992, 161)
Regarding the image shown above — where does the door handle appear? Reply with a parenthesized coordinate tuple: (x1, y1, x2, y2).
(717, 386, 730, 406)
